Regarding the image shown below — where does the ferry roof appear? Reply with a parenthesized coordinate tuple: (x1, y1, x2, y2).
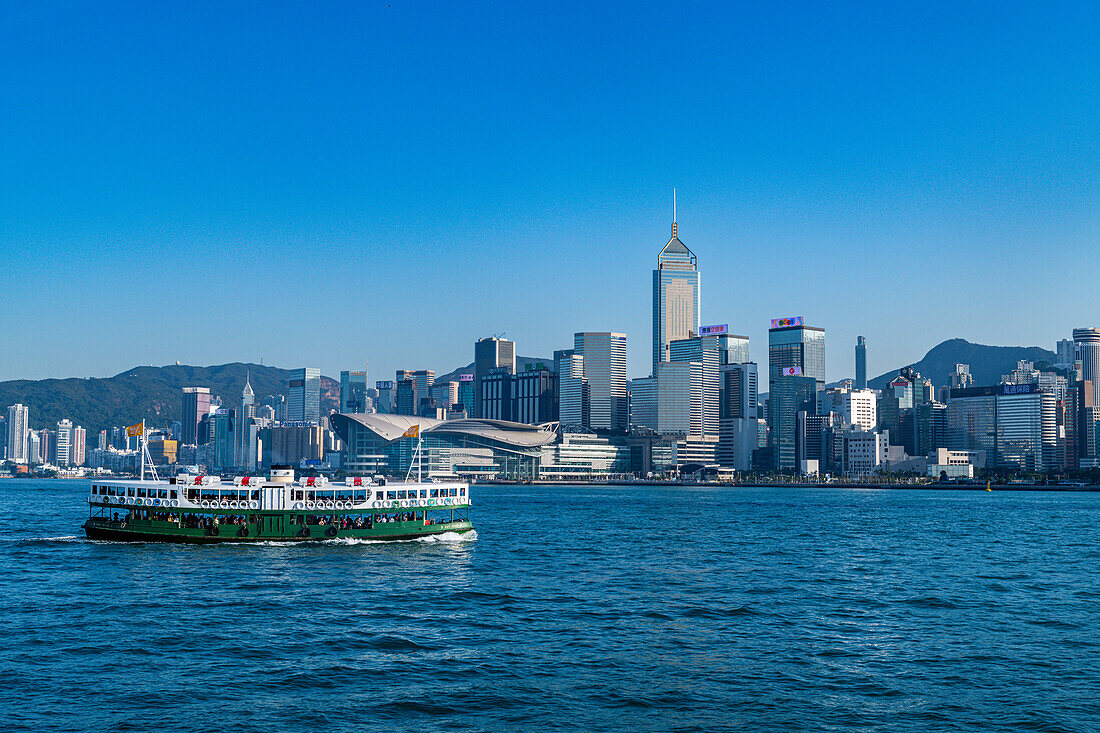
(331, 413, 557, 449)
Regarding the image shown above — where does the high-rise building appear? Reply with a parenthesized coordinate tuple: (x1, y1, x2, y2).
(395, 376, 417, 416)
(768, 317, 825, 388)
(948, 384, 1058, 471)
(72, 426, 86, 467)
(514, 368, 558, 425)
(288, 368, 321, 423)
(652, 361, 705, 437)
(480, 369, 515, 421)
(557, 350, 589, 429)
(574, 332, 628, 432)
(456, 375, 474, 415)
(1073, 328, 1100, 404)
(1057, 338, 1076, 365)
(474, 338, 516, 418)
(819, 387, 877, 430)
(374, 381, 395, 414)
(669, 329, 750, 438)
(718, 362, 760, 470)
(768, 375, 818, 470)
(1064, 381, 1094, 469)
(913, 401, 947, 456)
(950, 364, 974, 390)
(413, 370, 435, 398)
(56, 419, 73, 467)
(236, 374, 257, 469)
(430, 381, 460, 410)
(181, 387, 211, 445)
(652, 218, 699, 373)
(340, 370, 369, 413)
(27, 431, 41, 465)
(6, 404, 28, 464)
(855, 336, 867, 389)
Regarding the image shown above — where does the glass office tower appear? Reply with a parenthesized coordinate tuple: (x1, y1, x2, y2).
(652, 222, 699, 374)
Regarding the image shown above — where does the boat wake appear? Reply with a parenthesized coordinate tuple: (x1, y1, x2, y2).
(323, 530, 478, 545)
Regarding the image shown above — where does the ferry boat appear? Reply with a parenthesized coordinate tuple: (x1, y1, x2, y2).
(83, 466, 473, 543)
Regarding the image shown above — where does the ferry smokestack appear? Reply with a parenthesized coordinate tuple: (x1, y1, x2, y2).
(269, 465, 295, 485)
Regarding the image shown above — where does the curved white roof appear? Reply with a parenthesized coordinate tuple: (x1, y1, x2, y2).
(330, 413, 557, 449)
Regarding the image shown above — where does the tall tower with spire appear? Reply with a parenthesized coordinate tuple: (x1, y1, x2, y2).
(236, 372, 256, 469)
(652, 191, 700, 374)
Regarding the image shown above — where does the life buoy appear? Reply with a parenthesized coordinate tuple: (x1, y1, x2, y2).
(210, 525, 220, 536)
(325, 526, 338, 538)
(392, 500, 400, 509)
(428, 499, 435, 507)
(299, 526, 311, 538)
(325, 501, 335, 510)
(171, 500, 179, 508)
(220, 501, 229, 509)
(250, 501, 259, 510)
(293, 502, 302, 510)
(237, 527, 249, 538)
(200, 500, 209, 508)
(419, 499, 427, 508)
(120, 521, 128, 529)
(372, 501, 380, 509)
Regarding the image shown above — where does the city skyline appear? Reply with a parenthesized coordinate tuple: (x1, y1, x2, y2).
(3, 3, 1097, 385)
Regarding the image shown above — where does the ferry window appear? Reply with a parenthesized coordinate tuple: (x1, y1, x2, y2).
(374, 491, 383, 500)
(430, 489, 439, 498)
(159, 489, 168, 499)
(397, 491, 407, 500)
(449, 489, 457, 497)
(252, 490, 259, 500)
(137, 488, 146, 498)
(386, 491, 396, 500)
(460, 488, 465, 496)
(419, 490, 428, 498)
(170, 490, 177, 500)
(128, 488, 135, 496)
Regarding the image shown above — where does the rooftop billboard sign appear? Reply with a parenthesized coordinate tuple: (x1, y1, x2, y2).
(771, 316, 803, 329)
(699, 324, 728, 336)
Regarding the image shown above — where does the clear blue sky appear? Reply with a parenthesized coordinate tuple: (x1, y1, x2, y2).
(2, 1, 1098, 388)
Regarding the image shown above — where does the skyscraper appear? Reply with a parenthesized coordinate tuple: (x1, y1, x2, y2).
(340, 370, 368, 413)
(288, 368, 321, 422)
(855, 336, 867, 389)
(6, 404, 28, 464)
(668, 331, 747, 437)
(56, 419, 73, 467)
(181, 387, 211, 445)
(557, 350, 589, 430)
(72, 426, 86, 467)
(1073, 328, 1100, 404)
(768, 375, 818, 470)
(474, 337, 516, 418)
(768, 317, 825, 387)
(718, 362, 759, 470)
(236, 374, 256, 468)
(575, 332, 628, 432)
(652, 217, 699, 374)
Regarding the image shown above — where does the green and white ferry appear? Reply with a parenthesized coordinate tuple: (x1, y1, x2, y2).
(83, 466, 473, 543)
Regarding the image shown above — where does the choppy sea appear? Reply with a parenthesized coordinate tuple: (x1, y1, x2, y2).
(3, 479, 1100, 732)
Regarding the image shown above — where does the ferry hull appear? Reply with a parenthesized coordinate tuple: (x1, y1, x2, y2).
(83, 518, 474, 544)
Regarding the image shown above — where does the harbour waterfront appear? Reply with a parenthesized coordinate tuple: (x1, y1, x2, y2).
(4, 480, 1100, 732)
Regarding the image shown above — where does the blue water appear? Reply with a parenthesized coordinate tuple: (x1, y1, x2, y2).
(3, 480, 1100, 732)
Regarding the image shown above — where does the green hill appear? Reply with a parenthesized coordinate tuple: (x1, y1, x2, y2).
(0, 363, 339, 436)
(868, 339, 1058, 390)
